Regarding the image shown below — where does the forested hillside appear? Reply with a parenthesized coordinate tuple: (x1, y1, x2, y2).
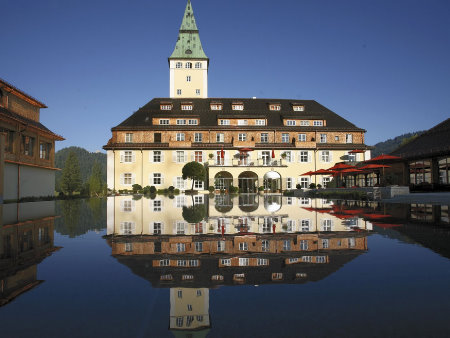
(371, 131, 424, 157)
(55, 147, 106, 189)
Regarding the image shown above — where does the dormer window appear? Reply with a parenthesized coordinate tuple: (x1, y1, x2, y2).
(300, 120, 310, 126)
(313, 120, 324, 126)
(181, 104, 193, 110)
(210, 103, 222, 110)
(232, 103, 244, 111)
(286, 120, 296, 126)
(237, 120, 248, 126)
(269, 104, 281, 111)
(293, 105, 305, 112)
(177, 119, 187, 125)
(159, 119, 169, 125)
(185, 62, 192, 69)
(160, 104, 172, 110)
(220, 119, 230, 125)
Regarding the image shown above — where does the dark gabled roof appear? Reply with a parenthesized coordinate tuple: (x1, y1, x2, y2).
(391, 118, 450, 160)
(112, 98, 365, 131)
(0, 107, 64, 140)
(0, 77, 47, 108)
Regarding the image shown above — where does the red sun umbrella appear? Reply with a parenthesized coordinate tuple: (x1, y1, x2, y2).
(272, 224, 276, 234)
(359, 164, 390, 170)
(365, 154, 402, 162)
(339, 168, 364, 173)
(328, 163, 355, 171)
(373, 222, 403, 228)
(272, 149, 275, 158)
(311, 169, 336, 175)
(221, 147, 224, 158)
(221, 225, 225, 236)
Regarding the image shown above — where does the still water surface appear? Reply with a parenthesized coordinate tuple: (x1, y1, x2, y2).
(0, 196, 450, 337)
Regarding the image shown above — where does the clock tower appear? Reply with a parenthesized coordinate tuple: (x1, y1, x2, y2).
(169, 0, 209, 98)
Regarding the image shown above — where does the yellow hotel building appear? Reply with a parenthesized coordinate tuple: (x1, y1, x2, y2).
(104, 0, 370, 192)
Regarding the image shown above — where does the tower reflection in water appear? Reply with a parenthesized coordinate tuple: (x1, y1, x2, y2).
(105, 194, 372, 336)
(0, 201, 59, 306)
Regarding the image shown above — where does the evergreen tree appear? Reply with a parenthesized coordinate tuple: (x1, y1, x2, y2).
(182, 161, 206, 190)
(88, 161, 104, 196)
(60, 151, 82, 195)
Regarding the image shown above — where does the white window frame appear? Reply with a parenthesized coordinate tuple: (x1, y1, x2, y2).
(255, 119, 266, 126)
(232, 104, 244, 111)
(186, 75, 191, 82)
(260, 133, 268, 143)
(238, 133, 247, 141)
(152, 150, 162, 163)
(300, 177, 309, 188)
(177, 89, 182, 95)
(153, 200, 162, 212)
(125, 133, 133, 143)
(216, 133, 225, 142)
(238, 119, 248, 126)
(220, 120, 230, 125)
(286, 177, 293, 189)
(176, 62, 182, 68)
(185, 62, 192, 69)
(210, 104, 222, 110)
(195, 62, 202, 69)
(293, 105, 305, 111)
(314, 120, 324, 126)
(159, 119, 169, 125)
(298, 134, 306, 142)
(282, 133, 290, 143)
(177, 119, 187, 125)
(239, 242, 248, 251)
(320, 134, 327, 143)
(321, 151, 331, 162)
(287, 120, 296, 126)
(160, 105, 172, 111)
(153, 173, 163, 185)
(300, 120, 310, 126)
(176, 133, 185, 141)
(194, 133, 202, 142)
(346, 134, 353, 143)
(188, 119, 198, 125)
(195, 89, 200, 96)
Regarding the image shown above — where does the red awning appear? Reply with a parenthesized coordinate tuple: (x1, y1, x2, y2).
(349, 149, 366, 154)
(327, 163, 355, 171)
(359, 164, 390, 170)
(239, 148, 253, 152)
(365, 154, 402, 162)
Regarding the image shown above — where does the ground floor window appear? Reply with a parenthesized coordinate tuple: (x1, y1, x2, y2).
(175, 177, 185, 189)
(439, 157, 450, 184)
(322, 177, 331, 187)
(300, 177, 309, 188)
(286, 177, 293, 189)
(193, 180, 204, 189)
(409, 159, 432, 184)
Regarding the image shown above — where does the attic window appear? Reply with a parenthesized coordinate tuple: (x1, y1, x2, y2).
(181, 103, 193, 111)
(232, 103, 244, 111)
(160, 104, 172, 110)
(269, 104, 281, 111)
(293, 105, 305, 112)
(210, 103, 222, 110)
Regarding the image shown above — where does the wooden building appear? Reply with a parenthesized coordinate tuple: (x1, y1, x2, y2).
(391, 118, 450, 191)
(0, 78, 64, 201)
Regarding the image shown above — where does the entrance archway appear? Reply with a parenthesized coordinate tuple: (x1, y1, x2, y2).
(238, 171, 258, 193)
(263, 171, 281, 192)
(214, 171, 233, 191)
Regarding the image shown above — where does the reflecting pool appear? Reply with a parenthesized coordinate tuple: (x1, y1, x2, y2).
(0, 196, 450, 337)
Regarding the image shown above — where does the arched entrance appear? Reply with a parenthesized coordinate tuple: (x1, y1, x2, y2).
(264, 171, 281, 192)
(214, 171, 233, 191)
(238, 171, 258, 193)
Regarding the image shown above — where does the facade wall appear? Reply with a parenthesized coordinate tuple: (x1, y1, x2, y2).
(0, 88, 40, 122)
(4, 163, 55, 200)
(108, 149, 366, 191)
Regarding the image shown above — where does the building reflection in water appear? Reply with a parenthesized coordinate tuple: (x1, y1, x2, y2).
(0, 201, 58, 306)
(105, 195, 374, 336)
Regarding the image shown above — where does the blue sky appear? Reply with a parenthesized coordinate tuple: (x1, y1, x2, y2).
(2, 0, 449, 152)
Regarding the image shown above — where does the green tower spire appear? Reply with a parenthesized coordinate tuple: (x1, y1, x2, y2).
(169, 0, 208, 60)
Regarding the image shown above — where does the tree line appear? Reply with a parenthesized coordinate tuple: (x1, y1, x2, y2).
(56, 147, 107, 197)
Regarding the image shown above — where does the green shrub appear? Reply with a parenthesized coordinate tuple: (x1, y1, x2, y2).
(132, 184, 142, 194)
(258, 186, 265, 191)
(296, 184, 302, 189)
(173, 189, 180, 195)
(229, 186, 239, 194)
(208, 186, 215, 193)
(168, 186, 175, 192)
(149, 186, 157, 194)
(309, 183, 316, 189)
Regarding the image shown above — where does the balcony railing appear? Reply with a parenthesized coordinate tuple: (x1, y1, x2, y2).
(208, 158, 287, 167)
